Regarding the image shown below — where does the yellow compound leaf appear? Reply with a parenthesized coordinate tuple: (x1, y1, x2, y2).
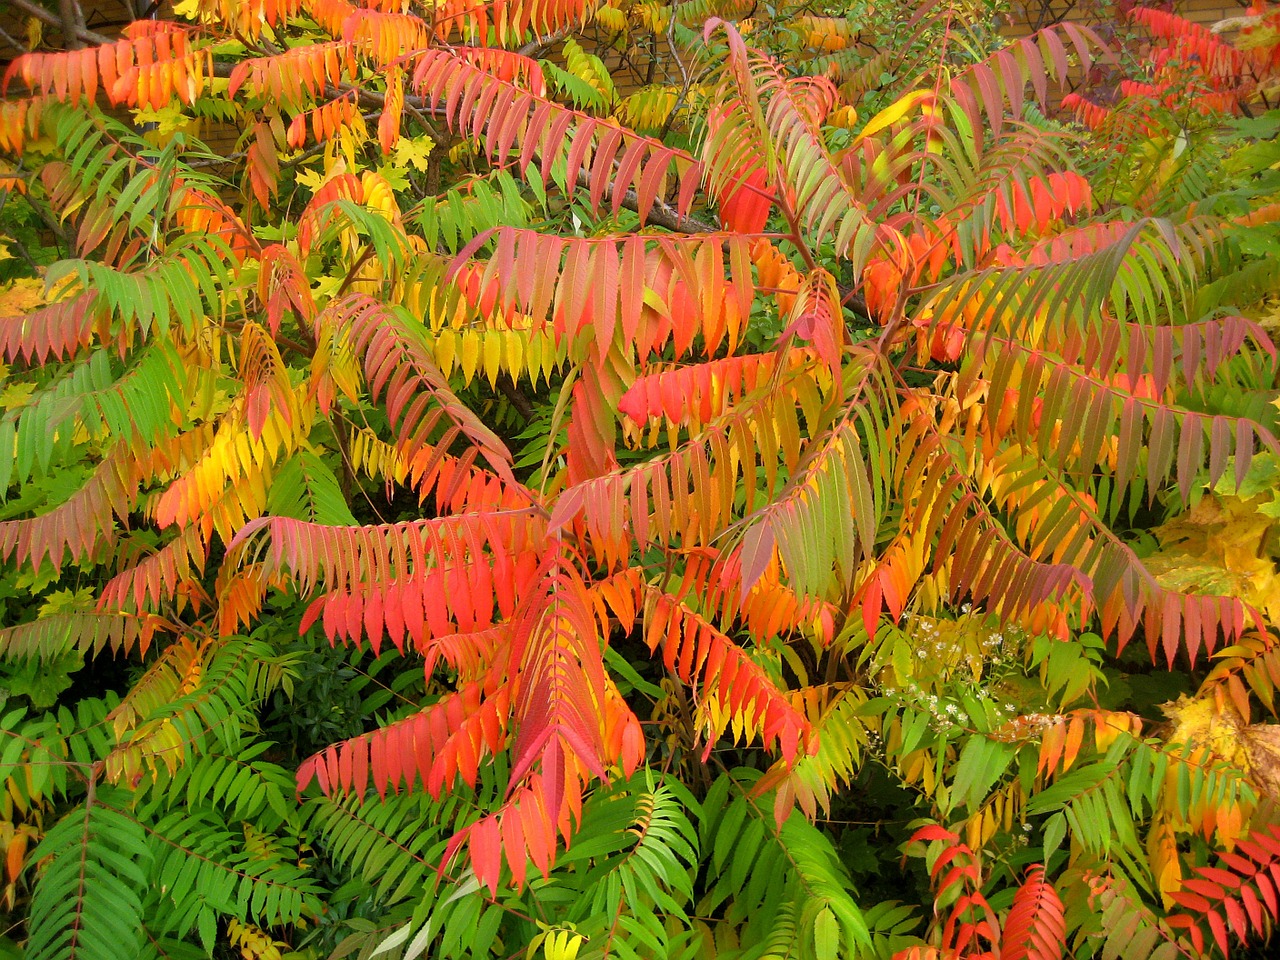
(483, 331, 503, 386)
(459, 330, 481, 384)
(541, 929, 584, 960)
(1148, 815, 1183, 909)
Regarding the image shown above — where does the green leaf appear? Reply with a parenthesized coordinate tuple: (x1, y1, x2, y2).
(814, 905, 840, 960)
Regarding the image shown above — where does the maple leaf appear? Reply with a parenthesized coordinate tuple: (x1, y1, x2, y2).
(0, 276, 45, 314)
(1145, 491, 1280, 628)
(1160, 693, 1280, 846)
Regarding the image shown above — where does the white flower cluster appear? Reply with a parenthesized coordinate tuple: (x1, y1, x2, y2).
(884, 678, 1019, 735)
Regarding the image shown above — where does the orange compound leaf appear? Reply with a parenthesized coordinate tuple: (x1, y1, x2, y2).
(3, 23, 208, 110)
(0, 97, 44, 154)
(750, 238, 803, 315)
(150, 415, 293, 538)
(302, 0, 359, 36)
(618, 352, 776, 428)
(1128, 8, 1253, 80)
(643, 590, 813, 764)
(737, 576, 838, 646)
(651, 545, 836, 646)
(97, 527, 209, 617)
(227, 40, 356, 106)
(246, 122, 282, 210)
(718, 166, 774, 234)
(412, 48, 701, 222)
(456, 48, 547, 95)
(1060, 92, 1111, 131)
(0, 447, 141, 574)
(861, 258, 903, 324)
(296, 173, 403, 256)
(794, 15, 861, 53)
(442, 773, 564, 894)
(239, 320, 298, 440)
(1022, 221, 1133, 266)
(298, 558, 540, 656)
(1033, 710, 1142, 777)
(1168, 823, 1280, 957)
(1191, 89, 1244, 115)
(854, 536, 922, 636)
(903, 826, 1002, 960)
(448, 229, 756, 363)
(173, 187, 259, 263)
(782, 268, 844, 374)
(328, 294, 518, 484)
(258, 245, 316, 337)
(550, 432, 745, 561)
(233, 512, 544, 602)
(0, 292, 97, 365)
(992, 172, 1091, 236)
(341, 9, 432, 65)
(424, 454, 530, 515)
(600, 678, 645, 776)
(905, 823, 961, 850)
(297, 683, 512, 799)
(183, 0, 306, 38)
(999, 867, 1066, 960)
(296, 173, 365, 256)
(286, 93, 363, 150)
(892, 949, 946, 960)
(378, 65, 404, 154)
(510, 564, 611, 795)
(1119, 78, 1171, 100)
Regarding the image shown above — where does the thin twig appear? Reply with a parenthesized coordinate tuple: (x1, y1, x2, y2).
(0, 24, 27, 55)
(8, 0, 112, 47)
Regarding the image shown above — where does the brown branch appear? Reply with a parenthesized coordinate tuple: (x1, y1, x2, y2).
(496, 376, 535, 421)
(517, 26, 573, 58)
(573, 169, 717, 234)
(8, 0, 112, 47)
(0, 23, 27, 55)
(59, 0, 82, 50)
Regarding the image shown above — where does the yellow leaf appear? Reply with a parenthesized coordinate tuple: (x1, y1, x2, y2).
(543, 929, 584, 960)
(393, 134, 435, 172)
(1145, 492, 1280, 627)
(0, 382, 36, 411)
(525, 331, 543, 385)
(483, 331, 502, 387)
(434, 328, 457, 377)
(132, 104, 191, 141)
(1164, 694, 1247, 765)
(1148, 815, 1183, 909)
(38, 587, 96, 618)
(459, 330, 480, 385)
(503, 331, 524, 383)
(827, 104, 859, 129)
(856, 89, 934, 142)
(0, 277, 45, 314)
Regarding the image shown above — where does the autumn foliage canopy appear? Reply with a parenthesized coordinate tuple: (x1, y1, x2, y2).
(1, 0, 1279, 957)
